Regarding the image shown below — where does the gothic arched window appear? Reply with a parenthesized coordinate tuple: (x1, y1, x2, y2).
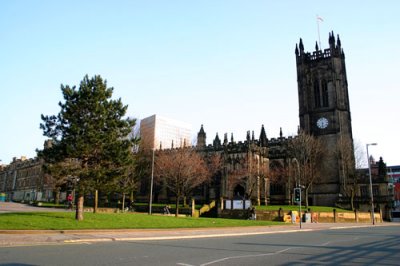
(322, 80, 329, 107)
(314, 80, 321, 108)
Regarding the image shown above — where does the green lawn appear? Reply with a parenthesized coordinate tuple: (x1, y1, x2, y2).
(35, 202, 202, 209)
(35, 202, 351, 213)
(0, 212, 283, 230)
(255, 205, 352, 212)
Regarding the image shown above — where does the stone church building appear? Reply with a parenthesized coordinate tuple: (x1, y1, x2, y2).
(192, 32, 354, 207)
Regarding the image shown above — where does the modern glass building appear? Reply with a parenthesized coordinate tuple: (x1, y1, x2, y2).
(140, 114, 192, 150)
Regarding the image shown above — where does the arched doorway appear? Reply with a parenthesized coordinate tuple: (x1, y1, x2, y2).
(233, 184, 245, 199)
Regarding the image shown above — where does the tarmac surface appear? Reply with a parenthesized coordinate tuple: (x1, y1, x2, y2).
(1, 201, 398, 247)
(0, 201, 67, 213)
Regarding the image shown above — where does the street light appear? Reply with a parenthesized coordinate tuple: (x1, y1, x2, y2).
(149, 148, 155, 215)
(292, 158, 300, 188)
(366, 143, 377, 225)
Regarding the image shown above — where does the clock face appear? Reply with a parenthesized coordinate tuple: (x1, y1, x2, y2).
(316, 117, 329, 129)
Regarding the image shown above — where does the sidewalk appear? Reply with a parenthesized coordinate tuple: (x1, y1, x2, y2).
(1, 223, 393, 247)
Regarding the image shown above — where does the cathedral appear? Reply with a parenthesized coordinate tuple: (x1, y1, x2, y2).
(195, 32, 354, 207)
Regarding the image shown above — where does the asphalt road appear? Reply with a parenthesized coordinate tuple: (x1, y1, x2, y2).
(0, 201, 67, 213)
(1, 225, 399, 266)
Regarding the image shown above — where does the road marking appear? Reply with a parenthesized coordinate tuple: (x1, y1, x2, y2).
(321, 241, 332, 246)
(199, 248, 292, 266)
(64, 238, 114, 243)
(0, 241, 93, 248)
(330, 225, 370, 229)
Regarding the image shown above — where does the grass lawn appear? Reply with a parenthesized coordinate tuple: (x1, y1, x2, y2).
(256, 205, 352, 212)
(36, 202, 202, 210)
(34, 202, 351, 214)
(0, 212, 283, 230)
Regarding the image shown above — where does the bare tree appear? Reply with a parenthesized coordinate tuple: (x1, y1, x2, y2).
(225, 158, 246, 198)
(269, 160, 290, 204)
(288, 131, 325, 208)
(258, 157, 269, 206)
(245, 153, 269, 206)
(201, 152, 223, 203)
(206, 152, 224, 178)
(154, 148, 210, 216)
(337, 138, 365, 210)
(224, 152, 268, 206)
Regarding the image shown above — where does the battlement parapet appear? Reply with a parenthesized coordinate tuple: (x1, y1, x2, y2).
(309, 48, 331, 60)
(1, 156, 42, 171)
(296, 32, 344, 64)
(269, 136, 290, 145)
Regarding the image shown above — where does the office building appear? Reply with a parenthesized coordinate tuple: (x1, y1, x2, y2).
(140, 114, 192, 150)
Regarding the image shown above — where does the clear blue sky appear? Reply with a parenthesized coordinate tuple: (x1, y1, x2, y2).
(1, 0, 399, 166)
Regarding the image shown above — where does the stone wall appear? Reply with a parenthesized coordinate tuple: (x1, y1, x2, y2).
(252, 209, 382, 223)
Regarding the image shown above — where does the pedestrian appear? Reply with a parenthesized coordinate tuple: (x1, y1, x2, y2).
(67, 194, 73, 210)
(249, 207, 256, 220)
(251, 207, 256, 220)
(128, 200, 135, 212)
(163, 205, 170, 215)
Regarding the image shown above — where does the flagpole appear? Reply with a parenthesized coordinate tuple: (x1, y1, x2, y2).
(316, 15, 322, 50)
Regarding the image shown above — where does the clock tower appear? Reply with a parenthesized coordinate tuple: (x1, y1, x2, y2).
(295, 32, 354, 206)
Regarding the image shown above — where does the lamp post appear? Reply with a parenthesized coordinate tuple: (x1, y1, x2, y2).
(292, 158, 300, 188)
(149, 148, 155, 215)
(366, 143, 377, 225)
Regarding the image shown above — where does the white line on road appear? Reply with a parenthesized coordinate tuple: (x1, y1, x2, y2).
(199, 248, 292, 266)
(330, 225, 370, 230)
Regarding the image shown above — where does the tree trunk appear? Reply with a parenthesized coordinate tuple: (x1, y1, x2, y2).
(54, 189, 60, 205)
(94, 190, 98, 213)
(122, 193, 126, 212)
(183, 195, 187, 207)
(72, 189, 75, 205)
(175, 195, 180, 217)
(350, 189, 355, 211)
(75, 195, 84, 221)
(263, 177, 268, 206)
(305, 187, 309, 209)
(257, 176, 260, 206)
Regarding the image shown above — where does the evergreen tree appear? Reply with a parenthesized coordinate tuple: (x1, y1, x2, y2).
(38, 75, 137, 220)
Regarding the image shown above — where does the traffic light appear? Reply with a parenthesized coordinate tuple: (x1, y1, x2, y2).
(294, 188, 301, 203)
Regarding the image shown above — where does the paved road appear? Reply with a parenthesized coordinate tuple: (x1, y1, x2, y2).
(1, 225, 399, 265)
(0, 201, 68, 213)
